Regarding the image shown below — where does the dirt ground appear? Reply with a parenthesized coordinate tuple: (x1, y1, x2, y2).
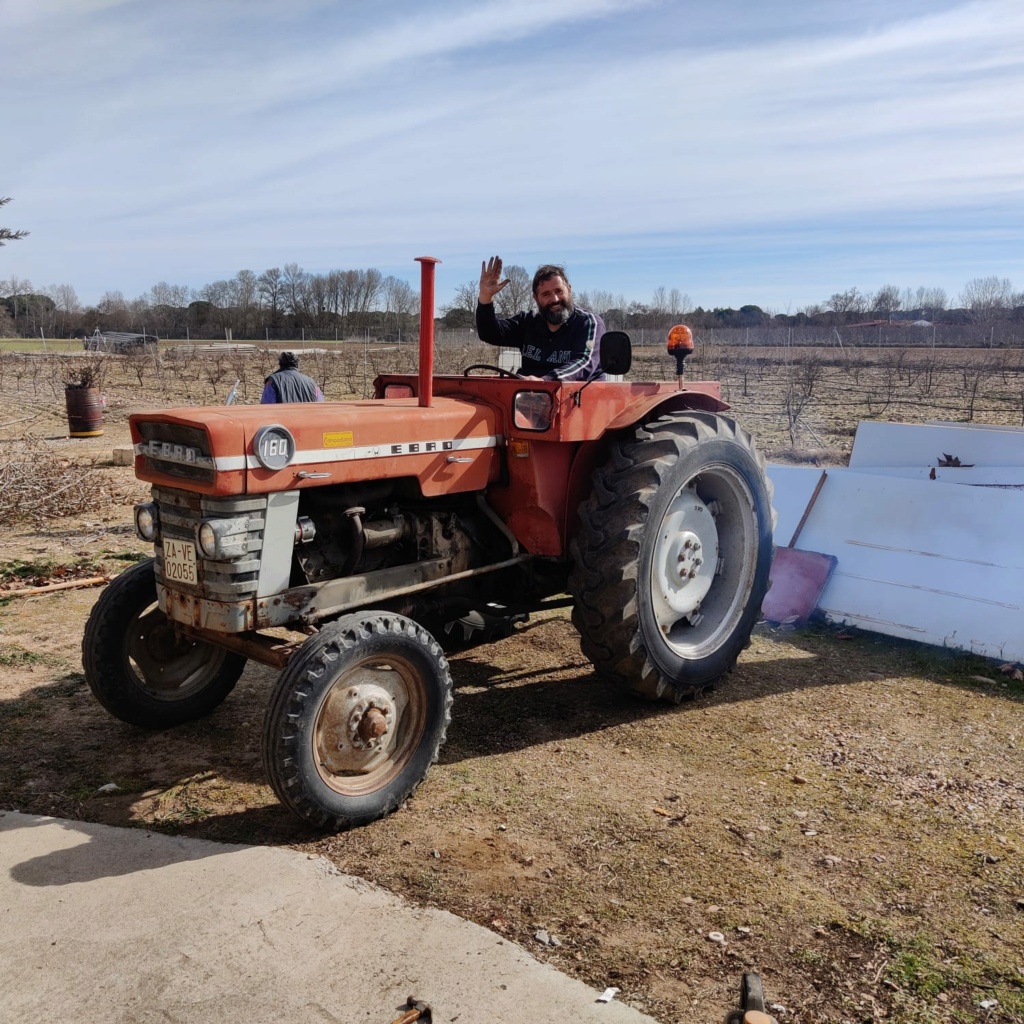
(1, 367, 1023, 1024)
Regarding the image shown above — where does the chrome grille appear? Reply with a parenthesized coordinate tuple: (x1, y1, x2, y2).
(153, 486, 267, 599)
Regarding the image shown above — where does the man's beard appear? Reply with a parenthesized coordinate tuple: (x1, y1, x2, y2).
(540, 299, 573, 325)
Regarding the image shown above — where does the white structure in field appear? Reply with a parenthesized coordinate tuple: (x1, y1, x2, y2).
(768, 421, 1024, 664)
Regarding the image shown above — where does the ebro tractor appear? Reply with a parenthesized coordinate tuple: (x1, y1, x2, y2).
(84, 257, 773, 831)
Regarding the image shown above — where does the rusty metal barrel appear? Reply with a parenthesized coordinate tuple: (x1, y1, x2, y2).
(64, 386, 104, 437)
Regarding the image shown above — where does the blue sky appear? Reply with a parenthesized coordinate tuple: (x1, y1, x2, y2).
(4, 0, 1023, 311)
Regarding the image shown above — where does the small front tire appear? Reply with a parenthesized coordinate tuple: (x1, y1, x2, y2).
(262, 611, 453, 830)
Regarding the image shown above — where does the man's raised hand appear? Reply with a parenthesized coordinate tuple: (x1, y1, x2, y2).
(479, 255, 509, 304)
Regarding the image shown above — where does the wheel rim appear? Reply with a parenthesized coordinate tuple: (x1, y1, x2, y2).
(649, 462, 759, 660)
(125, 604, 231, 701)
(312, 653, 426, 797)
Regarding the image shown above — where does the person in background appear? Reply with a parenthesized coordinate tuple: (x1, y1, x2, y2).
(261, 351, 323, 403)
(475, 256, 605, 381)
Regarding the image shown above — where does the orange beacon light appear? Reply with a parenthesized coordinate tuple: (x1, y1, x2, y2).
(666, 324, 694, 387)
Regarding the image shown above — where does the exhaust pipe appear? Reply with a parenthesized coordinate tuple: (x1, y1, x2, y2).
(415, 256, 440, 408)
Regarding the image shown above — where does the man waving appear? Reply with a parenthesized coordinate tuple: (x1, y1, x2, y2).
(475, 256, 605, 381)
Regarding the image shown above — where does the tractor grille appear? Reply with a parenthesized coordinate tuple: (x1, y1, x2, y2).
(134, 423, 216, 483)
(153, 486, 267, 599)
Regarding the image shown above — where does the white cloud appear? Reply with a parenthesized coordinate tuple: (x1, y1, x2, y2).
(4, 0, 1023, 305)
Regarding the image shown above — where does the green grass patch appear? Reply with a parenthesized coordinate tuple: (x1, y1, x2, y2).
(0, 339, 82, 354)
(882, 934, 1024, 1020)
(0, 644, 45, 667)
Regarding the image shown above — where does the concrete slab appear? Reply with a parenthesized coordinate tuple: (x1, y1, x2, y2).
(0, 811, 656, 1024)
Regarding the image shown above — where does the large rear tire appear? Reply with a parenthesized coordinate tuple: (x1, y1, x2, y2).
(569, 412, 773, 702)
(82, 558, 246, 728)
(262, 611, 452, 830)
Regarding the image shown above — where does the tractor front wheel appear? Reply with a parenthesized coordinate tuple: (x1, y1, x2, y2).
(262, 612, 453, 830)
(82, 558, 246, 728)
(570, 412, 773, 702)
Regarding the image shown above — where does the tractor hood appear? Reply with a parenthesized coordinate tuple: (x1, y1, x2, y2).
(130, 398, 503, 497)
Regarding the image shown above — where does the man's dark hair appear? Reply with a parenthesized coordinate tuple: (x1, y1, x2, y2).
(532, 264, 569, 295)
(278, 351, 299, 370)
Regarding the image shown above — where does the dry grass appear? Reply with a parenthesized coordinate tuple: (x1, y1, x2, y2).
(0, 435, 108, 524)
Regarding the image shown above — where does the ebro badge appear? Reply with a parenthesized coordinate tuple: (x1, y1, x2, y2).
(388, 441, 455, 455)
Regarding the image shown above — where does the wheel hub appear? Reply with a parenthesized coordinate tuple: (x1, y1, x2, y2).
(316, 676, 402, 776)
(128, 609, 225, 697)
(652, 488, 718, 627)
(345, 688, 396, 750)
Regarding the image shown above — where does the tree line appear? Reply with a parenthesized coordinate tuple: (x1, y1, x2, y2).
(1, 259, 1022, 342)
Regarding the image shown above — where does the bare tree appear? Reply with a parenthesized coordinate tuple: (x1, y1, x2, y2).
(872, 285, 902, 315)
(495, 264, 531, 317)
(576, 289, 623, 316)
(354, 268, 383, 327)
(447, 279, 479, 313)
(381, 275, 416, 336)
(305, 273, 331, 331)
(0, 197, 27, 246)
(824, 288, 867, 315)
(959, 276, 1015, 318)
(97, 290, 129, 329)
(46, 283, 81, 336)
(282, 263, 309, 322)
(230, 269, 259, 335)
(258, 267, 283, 324)
(668, 288, 692, 317)
(337, 270, 361, 328)
(150, 281, 184, 307)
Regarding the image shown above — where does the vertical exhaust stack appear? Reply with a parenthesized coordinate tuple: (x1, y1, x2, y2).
(415, 256, 441, 408)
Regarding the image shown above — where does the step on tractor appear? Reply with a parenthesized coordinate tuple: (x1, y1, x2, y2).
(83, 257, 774, 831)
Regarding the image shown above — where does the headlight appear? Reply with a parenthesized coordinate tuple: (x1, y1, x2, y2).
(195, 517, 251, 560)
(253, 424, 296, 470)
(134, 502, 159, 542)
(197, 522, 218, 559)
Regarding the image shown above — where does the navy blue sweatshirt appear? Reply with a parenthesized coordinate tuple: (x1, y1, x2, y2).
(475, 302, 605, 381)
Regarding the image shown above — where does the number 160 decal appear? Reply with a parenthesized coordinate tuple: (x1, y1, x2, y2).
(253, 424, 296, 470)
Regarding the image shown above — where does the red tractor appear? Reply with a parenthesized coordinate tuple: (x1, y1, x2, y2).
(84, 258, 773, 830)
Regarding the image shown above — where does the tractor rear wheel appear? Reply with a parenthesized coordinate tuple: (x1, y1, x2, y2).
(569, 411, 773, 702)
(262, 611, 452, 830)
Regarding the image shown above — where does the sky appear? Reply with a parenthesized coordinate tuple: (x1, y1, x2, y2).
(3, 0, 1024, 312)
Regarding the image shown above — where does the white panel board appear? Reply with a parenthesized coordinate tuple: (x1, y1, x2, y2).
(766, 465, 829, 546)
(791, 469, 1024, 663)
(846, 466, 1024, 487)
(849, 421, 1024, 469)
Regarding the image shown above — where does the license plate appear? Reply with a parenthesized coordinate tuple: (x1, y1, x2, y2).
(163, 538, 198, 585)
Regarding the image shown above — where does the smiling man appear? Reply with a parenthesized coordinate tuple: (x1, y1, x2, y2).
(475, 256, 605, 381)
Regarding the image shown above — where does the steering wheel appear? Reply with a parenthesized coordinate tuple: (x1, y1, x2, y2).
(462, 364, 523, 379)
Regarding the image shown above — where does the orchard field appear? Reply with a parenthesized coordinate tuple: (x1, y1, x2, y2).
(1, 338, 1022, 1024)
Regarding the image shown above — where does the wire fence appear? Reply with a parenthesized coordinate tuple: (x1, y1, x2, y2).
(1, 339, 1022, 466)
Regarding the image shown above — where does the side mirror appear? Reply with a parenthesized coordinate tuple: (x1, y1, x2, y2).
(600, 331, 631, 376)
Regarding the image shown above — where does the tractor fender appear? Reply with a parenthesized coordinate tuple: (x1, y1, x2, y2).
(564, 389, 730, 544)
(603, 388, 728, 432)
